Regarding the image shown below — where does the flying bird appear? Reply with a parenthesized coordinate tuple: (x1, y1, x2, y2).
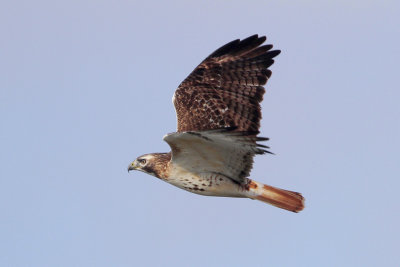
(128, 35, 304, 212)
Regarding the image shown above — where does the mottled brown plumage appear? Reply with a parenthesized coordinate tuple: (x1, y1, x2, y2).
(173, 34, 280, 133)
(128, 35, 305, 212)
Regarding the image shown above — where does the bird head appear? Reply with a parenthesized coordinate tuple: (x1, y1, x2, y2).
(128, 153, 171, 179)
(128, 154, 154, 173)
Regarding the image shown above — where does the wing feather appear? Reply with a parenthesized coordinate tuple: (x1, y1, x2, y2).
(163, 128, 270, 184)
(173, 34, 280, 132)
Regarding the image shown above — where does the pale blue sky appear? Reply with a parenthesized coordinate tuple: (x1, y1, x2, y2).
(1, 1, 399, 266)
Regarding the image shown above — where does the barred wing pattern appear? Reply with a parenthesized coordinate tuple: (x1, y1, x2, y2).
(173, 34, 280, 133)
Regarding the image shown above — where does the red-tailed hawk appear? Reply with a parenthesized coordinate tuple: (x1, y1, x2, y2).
(128, 35, 304, 212)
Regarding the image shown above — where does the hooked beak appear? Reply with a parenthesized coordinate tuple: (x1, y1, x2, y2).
(127, 160, 138, 172)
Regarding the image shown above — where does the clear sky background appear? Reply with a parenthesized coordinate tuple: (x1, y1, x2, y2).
(1, 1, 399, 266)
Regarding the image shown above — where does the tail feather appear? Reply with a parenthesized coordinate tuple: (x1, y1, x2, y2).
(247, 180, 305, 212)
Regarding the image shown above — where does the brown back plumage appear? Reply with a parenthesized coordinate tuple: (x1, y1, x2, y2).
(173, 34, 280, 133)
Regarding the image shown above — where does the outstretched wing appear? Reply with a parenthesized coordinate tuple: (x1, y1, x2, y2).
(163, 128, 269, 184)
(173, 34, 280, 133)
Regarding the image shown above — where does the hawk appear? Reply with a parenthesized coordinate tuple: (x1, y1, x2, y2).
(128, 35, 304, 212)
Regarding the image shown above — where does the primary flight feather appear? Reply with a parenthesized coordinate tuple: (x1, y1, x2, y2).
(128, 35, 304, 212)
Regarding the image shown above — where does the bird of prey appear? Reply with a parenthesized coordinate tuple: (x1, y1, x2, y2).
(128, 34, 304, 212)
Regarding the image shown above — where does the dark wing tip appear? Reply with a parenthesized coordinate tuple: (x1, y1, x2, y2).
(207, 39, 240, 58)
(267, 50, 281, 59)
(207, 34, 268, 59)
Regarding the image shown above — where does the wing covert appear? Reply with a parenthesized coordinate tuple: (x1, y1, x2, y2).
(163, 128, 270, 184)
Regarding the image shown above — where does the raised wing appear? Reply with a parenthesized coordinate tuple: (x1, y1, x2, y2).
(163, 128, 269, 184)
(173, 34, 280, 133)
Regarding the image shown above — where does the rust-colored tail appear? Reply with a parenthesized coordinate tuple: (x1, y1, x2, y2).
(247, 180, 305, 212)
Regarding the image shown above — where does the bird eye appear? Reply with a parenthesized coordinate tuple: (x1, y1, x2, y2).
(139, 159, 147, 165)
